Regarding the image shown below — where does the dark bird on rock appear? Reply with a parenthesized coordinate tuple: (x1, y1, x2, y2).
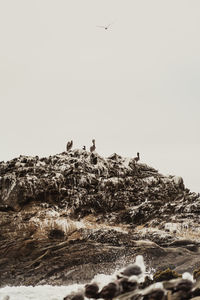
(66, 140, 73, 152)
(63, 293, 84, 300)
(143, 288, 165, 300)
(134, 152, 140, 163)
(99, 282, 121, 300)
(90, 139, 96, 152)
(120, 264, 142, 277)
(82, 146, 86, 150)
(163, 278, 193, 293)
(118, 256, 145, 281)
(85, 282, 99, 299)
(118, 277, 138, 293)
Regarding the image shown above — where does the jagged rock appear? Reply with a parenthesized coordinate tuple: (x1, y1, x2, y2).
(0, 150, 200, 286)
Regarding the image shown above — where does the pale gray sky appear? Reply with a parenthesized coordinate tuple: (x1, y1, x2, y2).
(0, 0, 200, 192)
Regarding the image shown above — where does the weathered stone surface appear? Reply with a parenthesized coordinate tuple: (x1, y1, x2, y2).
(0, 150, 200, 287)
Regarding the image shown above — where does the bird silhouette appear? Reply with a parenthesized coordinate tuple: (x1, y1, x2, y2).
(90, 139, 96, 152)
(85, 282, 99, 299)
(66, 140, 73, 152)
(134, 152, 140, 163)
(96, 22, 114, 30)
(118, 255, 145, 279)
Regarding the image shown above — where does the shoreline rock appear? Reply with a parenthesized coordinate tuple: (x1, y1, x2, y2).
(0, 150, 200, 287)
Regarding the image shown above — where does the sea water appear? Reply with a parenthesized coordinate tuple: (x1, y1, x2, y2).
(0, 256, 148, 300)
(0, 284, 83, 300)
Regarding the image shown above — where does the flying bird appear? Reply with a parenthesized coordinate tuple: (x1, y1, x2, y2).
(96, 22, 114, 30)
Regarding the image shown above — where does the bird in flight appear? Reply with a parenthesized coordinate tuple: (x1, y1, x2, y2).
(96, 22, 114, 30)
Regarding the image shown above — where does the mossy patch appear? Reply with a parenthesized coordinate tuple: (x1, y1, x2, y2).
(193, 268, 200, 280)
(153, 268, 181, 282)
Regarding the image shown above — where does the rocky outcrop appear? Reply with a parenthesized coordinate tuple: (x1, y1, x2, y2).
(0, 150, 200, 287)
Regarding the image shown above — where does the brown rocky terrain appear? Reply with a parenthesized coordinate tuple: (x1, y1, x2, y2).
(0, 149, 200, 288)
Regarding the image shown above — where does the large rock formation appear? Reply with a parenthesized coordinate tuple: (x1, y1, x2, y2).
(0, 150, 200, 287)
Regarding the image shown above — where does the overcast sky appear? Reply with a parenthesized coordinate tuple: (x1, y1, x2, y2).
(0, 0, 200, 192)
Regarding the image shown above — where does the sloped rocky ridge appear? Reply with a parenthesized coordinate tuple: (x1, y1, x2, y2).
(0, 149, 200, 287)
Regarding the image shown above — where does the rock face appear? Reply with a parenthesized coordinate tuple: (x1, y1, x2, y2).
(0, 150, 200, 287)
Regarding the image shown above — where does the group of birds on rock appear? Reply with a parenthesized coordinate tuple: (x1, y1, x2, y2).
(63, 256, 145, 300)
(63, 254, 199, 300)
(66, 140, 140, 163)
(66, 140, 96, 153)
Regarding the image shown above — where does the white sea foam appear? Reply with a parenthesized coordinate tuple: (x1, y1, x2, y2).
(0, 284, 83, 300)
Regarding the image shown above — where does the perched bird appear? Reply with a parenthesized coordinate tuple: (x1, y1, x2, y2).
(99, 281, 122, 300)
(82, 146, 86, 150)
(134, 152, 140, 163)
(182, 272, 194, 282)
(120, 264, 142, 277)
(143, 288, 165, 300)
(85, 282, 99, 299)
(90, 139, 96, 152)
(66, 140, 73, 152)
(118, 256, 145, 279)
(118, 277, 138, 293)
(63, 292, 84, 300)
(138, 282, 165, 300)
(163, 278, 193, 293)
